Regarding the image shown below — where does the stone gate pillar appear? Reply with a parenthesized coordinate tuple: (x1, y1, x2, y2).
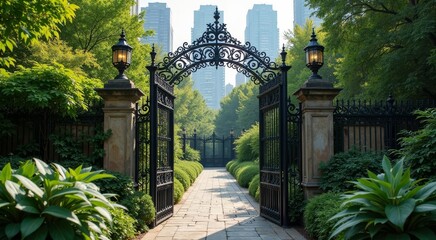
(96, 79, 144, 178)
(294, 84, 341, 199)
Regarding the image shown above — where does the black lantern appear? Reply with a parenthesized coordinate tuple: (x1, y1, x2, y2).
(304, 28, 324, 79)
(112, 29, 132, 79)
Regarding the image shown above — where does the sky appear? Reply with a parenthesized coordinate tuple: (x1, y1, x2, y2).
(139, 0, 295, 85)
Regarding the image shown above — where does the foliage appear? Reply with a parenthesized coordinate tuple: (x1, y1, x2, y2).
(304, 192, 343, 240)
(174, 167, 191, 191)
(226, 160, 237, 172)
(395, 109, 436, 181)
(174, 178, 184, 204)
(106, 207, 136, 240)
(330, 156, 436, 239)
(308, 0, 436, 99)
(59, 0, 152, 91)
(0, 0, 78, 67)
(175, 79, 215, 136)
(236, 163, 259, 188)
(320, 149, 383, 192)
(0, 155, 25, 169)
(50, 128, 111, 167)
(175, 162, 198, 184)
(284, 20, 338, 96)
(288, 181, 305, 224)
(235, 123, 259, 162)
(0, 158, 119, 239)
(215, 82, 259, 136)
(255, 186, 260, 202)
(183, 145, 201, 162)
(248, 174, 259, 198)
(121, 191, 155, 232)
(94, 170, 135, 201)
(0, 64, 102, 117)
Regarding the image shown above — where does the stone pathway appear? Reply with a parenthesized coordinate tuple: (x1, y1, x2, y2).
(142, 168, 307, 240)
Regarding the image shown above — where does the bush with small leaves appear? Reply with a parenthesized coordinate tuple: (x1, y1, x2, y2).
(236, 163, 259, 187)
(174, 178, 184, 204)
(174, 166, 191, 191)
(121, 191, 156, 232)
(304, 192, 343, 240)
(248, 174, 259, 197)
(107, 207, 137, 240)
(320, 149, 383, 192)
(226, 159, 236, 172)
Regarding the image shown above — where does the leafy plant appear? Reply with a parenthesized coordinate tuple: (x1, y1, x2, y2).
(121, 191, 155, 232)
(234, 123, 259, 162)
(330, 156, 436, 239)
(106, 207, 136, 240)
(236, 163, 259, 188)
(288, 181, 305, 224)
(395, 109, 436, 181)
(0, 158, 120, 239)
(183, 145, 201, 162)
(248, 174, 259, 197)
(174, 178, 184, 204)
(304, 192, 343, 240)
(174, 166, 191, 191)
(320, 149, 383, 192)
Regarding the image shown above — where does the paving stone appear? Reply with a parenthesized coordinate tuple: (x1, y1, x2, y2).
(141, 168, 306, 240)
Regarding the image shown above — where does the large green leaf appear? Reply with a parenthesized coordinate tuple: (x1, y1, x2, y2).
(27, 224, 48, 240)
(42, 205, 81, 226)
(5, 180, 24, 198)
(48, 219, 75, 240)
(5, 223, 19, 239)
(410, 227, 436, 240)
(415, 201, 436, 213)
(415, 182, 436, 201)
(385, 199, 415, 230)
(21, 217, 45, 238)
(14, 174, 44, 198)
(34, 158, 53, 177)
(0, 163, 12, 183)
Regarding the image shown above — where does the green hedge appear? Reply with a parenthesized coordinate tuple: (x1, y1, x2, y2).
(248, 174, 259, 197)
(174, 178, 184, 204)
(304, 192, 343, 240)
(107, 208, 137, 240)
(226, 159, 237, 171)
(174, 166, 191, 191)
(236, 163, 259, 187)
(234, 123, 259, 162)
(320, 149, 383, 192)
(121, 191, 156, 232)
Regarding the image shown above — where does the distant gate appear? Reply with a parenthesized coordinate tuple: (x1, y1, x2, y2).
(181, 131, 235, 167)
(141, 8, 293, 226)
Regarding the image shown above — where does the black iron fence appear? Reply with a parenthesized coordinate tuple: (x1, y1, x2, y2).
(181, 130, 236, 167)
(0, 104, 104, 163)
(333, 95, 436, 154)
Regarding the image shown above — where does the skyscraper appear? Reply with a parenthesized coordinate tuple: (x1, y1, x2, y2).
(245, 4, 279, 60)
(293, 0, 322, 27)
(191, 5, 225, 110)
(141, 3, 173, 53)
(235, 72, 246, 87)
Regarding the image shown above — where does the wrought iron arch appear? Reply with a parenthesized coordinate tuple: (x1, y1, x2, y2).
(149, 7, 287, 85)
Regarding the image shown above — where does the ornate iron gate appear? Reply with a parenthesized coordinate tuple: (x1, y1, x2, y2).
(144, 7, 292, 226)
(148, 64, 175, 226)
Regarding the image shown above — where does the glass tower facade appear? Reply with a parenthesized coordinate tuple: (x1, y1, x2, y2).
(141, 3, 173, 53)
(191, 5, 225, 110)
(293, 0, 322, 27)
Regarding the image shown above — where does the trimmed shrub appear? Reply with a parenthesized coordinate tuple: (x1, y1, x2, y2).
(234, 161, 256, 178)
(304, 192, 343, 240)
(108, 207, 137, 240)
(174, 166, 191, 191)
(226, 159, 236, 171)
(176, 162, 197, 183)
(228, 160, 241, 176)
(174, 178, 184, 204)
(121, 191, 156, 232)
(235, 123, 259, 162)
(248, 174, 259, 197)
(319, 149, 383, 192)
(236, 163, 259, 187)
(255, 186, 260, 202)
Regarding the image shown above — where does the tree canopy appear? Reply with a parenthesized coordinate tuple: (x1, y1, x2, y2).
(308, 0, 436, 99)
(0, 0, 78, 67)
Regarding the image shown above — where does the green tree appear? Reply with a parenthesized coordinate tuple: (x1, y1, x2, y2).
(174, 78, 215, 136)
(308, 0, 436, 99)
(59, 0, 152, 91)
(0, 0, 78, 67)
(215, 82, 259, 136)
(284, 20, 338, 96)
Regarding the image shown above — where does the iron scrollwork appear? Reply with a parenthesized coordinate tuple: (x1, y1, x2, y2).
(152, 8, 281, 85)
